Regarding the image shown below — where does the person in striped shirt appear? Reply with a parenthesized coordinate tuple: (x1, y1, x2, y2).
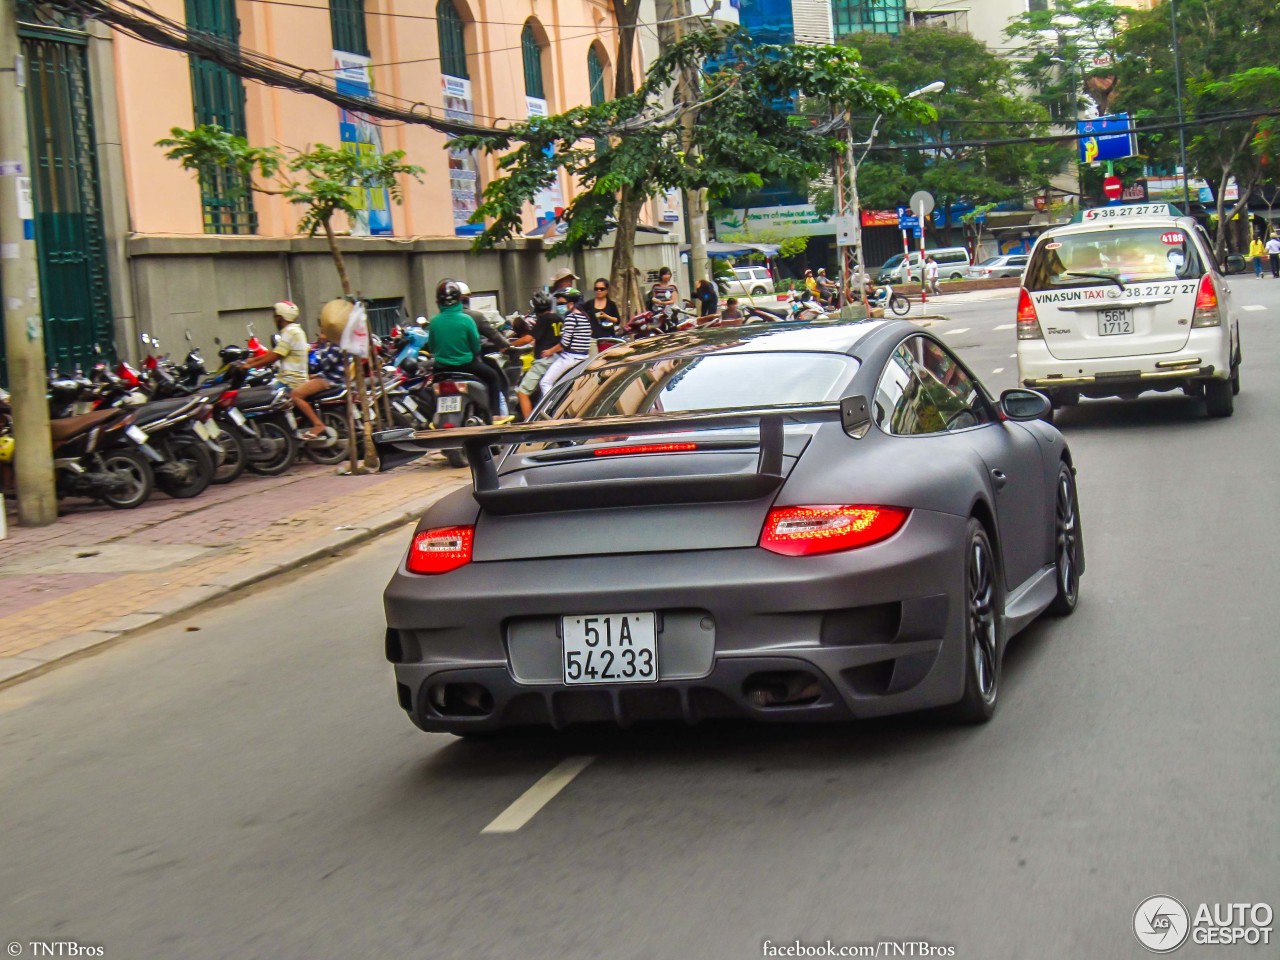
(539, 287, 595, 396)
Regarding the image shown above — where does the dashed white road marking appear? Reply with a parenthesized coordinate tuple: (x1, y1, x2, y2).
(993, 323, 1016, 331)
(481, 756, 597, 834)
(992, 367, 1005, 374)
(1241, 305, 1266, 312)
(1009, 354, 1017, 359)
(943, 327, 970, 335)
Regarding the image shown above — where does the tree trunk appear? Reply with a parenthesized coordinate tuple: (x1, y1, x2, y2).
(322, 217, 353, 297)
(614, 0, 640, 100)
(611, 185, 646, 317)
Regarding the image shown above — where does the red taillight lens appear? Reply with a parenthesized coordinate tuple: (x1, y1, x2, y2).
(593, 442, 697, 457)
(1192, 273, 1221, 327)
(1016, 288, 1043, 340)
(760, 505, 909, 557)
(436, 380, 460, 396)
(217, 391, 239, 409)
(407, 525, 474, 575)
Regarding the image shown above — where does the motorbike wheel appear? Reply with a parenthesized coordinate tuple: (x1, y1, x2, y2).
(97, 448, 154, 510)
(245, 418, 298, 476)
(889, 293, 911, 316)
(303, 409, 352, 466)
(444, 447, 467, 468)
(211, 425, 247, 484)
(155, 432, 215, 499)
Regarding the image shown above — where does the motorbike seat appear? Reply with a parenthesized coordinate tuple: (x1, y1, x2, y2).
(233, 386, 285, 412)
(50, 409, 121, 445)
(130, 397, 199, 426)
(312, 386, 346, 403)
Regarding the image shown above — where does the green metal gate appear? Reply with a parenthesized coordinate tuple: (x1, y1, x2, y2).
(2, 8, 115, 381)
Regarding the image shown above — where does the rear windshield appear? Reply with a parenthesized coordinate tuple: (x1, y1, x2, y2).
(541, 352, 857, 422)
(1025, 226, 1203, 291)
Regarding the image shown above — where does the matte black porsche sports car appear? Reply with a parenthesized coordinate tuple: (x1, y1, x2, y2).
(378, 320, 1083, 734)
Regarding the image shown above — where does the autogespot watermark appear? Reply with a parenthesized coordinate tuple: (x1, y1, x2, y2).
(762, 940, 955, 958)
(1133, 896, 1273, 953)
(6, 944, 104, 958)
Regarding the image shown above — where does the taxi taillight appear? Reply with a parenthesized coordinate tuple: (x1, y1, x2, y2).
(1192, 274, 1222, 327)
(1016, 288, 1044, 340)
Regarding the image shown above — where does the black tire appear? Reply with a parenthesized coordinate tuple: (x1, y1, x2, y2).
(1046, 464, 1082, 617)
(1204, 378, 1234, 418)
(245, 417, 298, 476)
(889, 293, 910, 316)
(97, 448, 154, 510)
(443, 447, 467, 468)
(303, 409, 351, 465)
(1050, 389, 1079, 409)
(1231, 347, 1241, 396)
(211, 425, 246, 484)
(947, 519, 1005, 724)
(155, 432, 214, 499)
(750, 286, 767, 297)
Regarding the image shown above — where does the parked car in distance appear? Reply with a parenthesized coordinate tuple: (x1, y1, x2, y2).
(876, 248, 972, 284)
(967, 254, 1028, 279)
(724, 266, 776, 298)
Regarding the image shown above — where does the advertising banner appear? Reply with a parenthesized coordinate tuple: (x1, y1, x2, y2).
(1077, 114, 1137, 164)
(714, 203, 833, 239)
(525, 96, 564, 231)
(334, 51, 392, 236)
(443, 75, 483, 237)
(861, 210, 900, 228)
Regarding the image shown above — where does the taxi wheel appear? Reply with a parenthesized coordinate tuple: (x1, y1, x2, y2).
(1205, 378, 1234, 418)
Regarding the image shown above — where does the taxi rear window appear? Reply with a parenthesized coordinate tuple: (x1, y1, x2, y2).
(1025, 227, 1203, 292)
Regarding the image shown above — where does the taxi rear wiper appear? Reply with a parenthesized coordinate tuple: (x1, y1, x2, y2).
(1064, 271, 1126, 292)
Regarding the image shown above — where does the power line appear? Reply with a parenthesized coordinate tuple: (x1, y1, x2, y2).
(238, 0, 639, 32)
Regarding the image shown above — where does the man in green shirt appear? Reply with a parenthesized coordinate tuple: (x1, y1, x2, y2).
(427, 279, 506, 423)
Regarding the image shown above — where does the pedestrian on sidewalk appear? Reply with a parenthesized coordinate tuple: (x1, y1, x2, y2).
(925, 256, 941, 296)
(1249, 234, 1265, 278)
(1266, 235, 1280, 278)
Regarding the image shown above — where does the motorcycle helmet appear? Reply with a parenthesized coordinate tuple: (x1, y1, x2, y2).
(0, 435, 13, 463)
(530, 290, 553, 313)
(48, 379, 82, 405)
(555, 286, 584, 305)
(219, 344, 250, 366)
(435, 279, 467, 308)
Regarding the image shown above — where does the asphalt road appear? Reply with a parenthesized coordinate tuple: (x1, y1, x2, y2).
(2, 278, 1277, 960)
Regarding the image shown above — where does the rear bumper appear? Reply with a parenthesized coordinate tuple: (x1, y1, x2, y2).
(383, 509, 971, 733)
(1017, 329, 1231, 394)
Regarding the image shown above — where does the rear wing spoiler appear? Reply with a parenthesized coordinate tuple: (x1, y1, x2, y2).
(374, 399, 871, 515)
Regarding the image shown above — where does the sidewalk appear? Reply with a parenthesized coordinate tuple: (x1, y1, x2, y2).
(0, 454, 468, 688)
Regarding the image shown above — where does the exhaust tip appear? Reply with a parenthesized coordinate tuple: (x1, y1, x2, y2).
(743, 671, 823, 708)
(427, 681, 495, 717)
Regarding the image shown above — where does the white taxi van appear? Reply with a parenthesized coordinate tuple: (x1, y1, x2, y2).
(1016, 203, 1241, 418)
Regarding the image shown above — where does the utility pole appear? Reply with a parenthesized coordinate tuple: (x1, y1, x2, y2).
(672, 0, 708, 297)
(1169, 0, 1192, 213)
(1, 1, 57, 526)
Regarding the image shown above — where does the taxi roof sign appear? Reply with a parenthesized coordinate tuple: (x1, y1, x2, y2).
(1070, 203, 1185, 224)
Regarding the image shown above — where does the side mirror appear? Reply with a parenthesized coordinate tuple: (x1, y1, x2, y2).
(140, 333, 151, 345)
(841, 395, 872, 439)
(1000, 388, 1052, 422)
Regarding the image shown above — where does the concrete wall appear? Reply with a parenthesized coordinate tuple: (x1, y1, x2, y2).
(124, 234, 679, 362)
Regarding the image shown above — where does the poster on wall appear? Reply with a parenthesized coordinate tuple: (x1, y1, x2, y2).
(333, 51, 392, 236)
(443, 75, 483, 237)
(525, 97, 564, 231)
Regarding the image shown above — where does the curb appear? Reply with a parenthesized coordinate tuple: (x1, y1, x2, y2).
(0, 479, 466, 692)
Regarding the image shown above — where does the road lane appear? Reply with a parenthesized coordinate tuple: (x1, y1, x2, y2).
(1, 284, 1276, 959)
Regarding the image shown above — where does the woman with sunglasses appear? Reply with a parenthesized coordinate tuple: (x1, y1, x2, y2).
(589, 278, 621, 343)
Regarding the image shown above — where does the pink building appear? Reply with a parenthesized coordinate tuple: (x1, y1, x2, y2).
(8, 0, 676, 371)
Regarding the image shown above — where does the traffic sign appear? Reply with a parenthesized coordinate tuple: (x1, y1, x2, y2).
(910, 190, 935, 217)
(1103, 175, 1123, 201)
(913, 227, 922, 239)
(899, 215, 920, 229)
(896, 205, 908, 220)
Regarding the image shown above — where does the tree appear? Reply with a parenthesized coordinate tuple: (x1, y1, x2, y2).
(1112, 0, 1280, 259)
(449, 26, 929, 313)
(835, 27, 1067, 246)
(157, 125, 423, 296)
(1005, 0, 1127, 118)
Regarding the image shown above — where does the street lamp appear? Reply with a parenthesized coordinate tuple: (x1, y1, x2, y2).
(842, 81, 944, 318)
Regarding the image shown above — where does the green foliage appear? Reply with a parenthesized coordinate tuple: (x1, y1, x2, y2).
(720, 228, 810, 260)
(1004, 0, 1126, 116)
(837, 27, 1067, 237)
(450, 25, 932, 258)
(284, 144, 423, 237)
(710, 257, 734, 295)
(157, 124, 283, 196)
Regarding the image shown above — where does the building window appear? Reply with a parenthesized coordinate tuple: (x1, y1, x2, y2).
(437, 0, 468, 80)
(588, 45, 607, 105)
(521, 22, 545, 100)
(185, 0, 255, 234)
(832, 0, 905, 37)
(330, 0, 368, 56)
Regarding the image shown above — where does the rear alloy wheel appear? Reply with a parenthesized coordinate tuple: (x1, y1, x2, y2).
(303, 409, 351, 466)
(751, 286, 767, 297)
(1047, 465, 1082, 616)
(155, 432, 214, 499)
(97, 448, 154, 510)
(1204, 377, 1234, 418)
(948, 519, 1004, 724)
(211, 425, 246, 484)
(245, 418, 298, 475)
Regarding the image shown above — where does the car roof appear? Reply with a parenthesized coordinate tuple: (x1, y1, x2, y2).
(1037, 214, 1198, 241)
(586, 319, 914, 369)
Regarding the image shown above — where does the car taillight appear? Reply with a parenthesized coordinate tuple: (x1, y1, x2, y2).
(1016, 288, 1043, 340)
(1192, 273, 1222, 327)
(407, 525, 474, 575)
(594, 442, 697, 457)
(760, 505, 909, 557)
